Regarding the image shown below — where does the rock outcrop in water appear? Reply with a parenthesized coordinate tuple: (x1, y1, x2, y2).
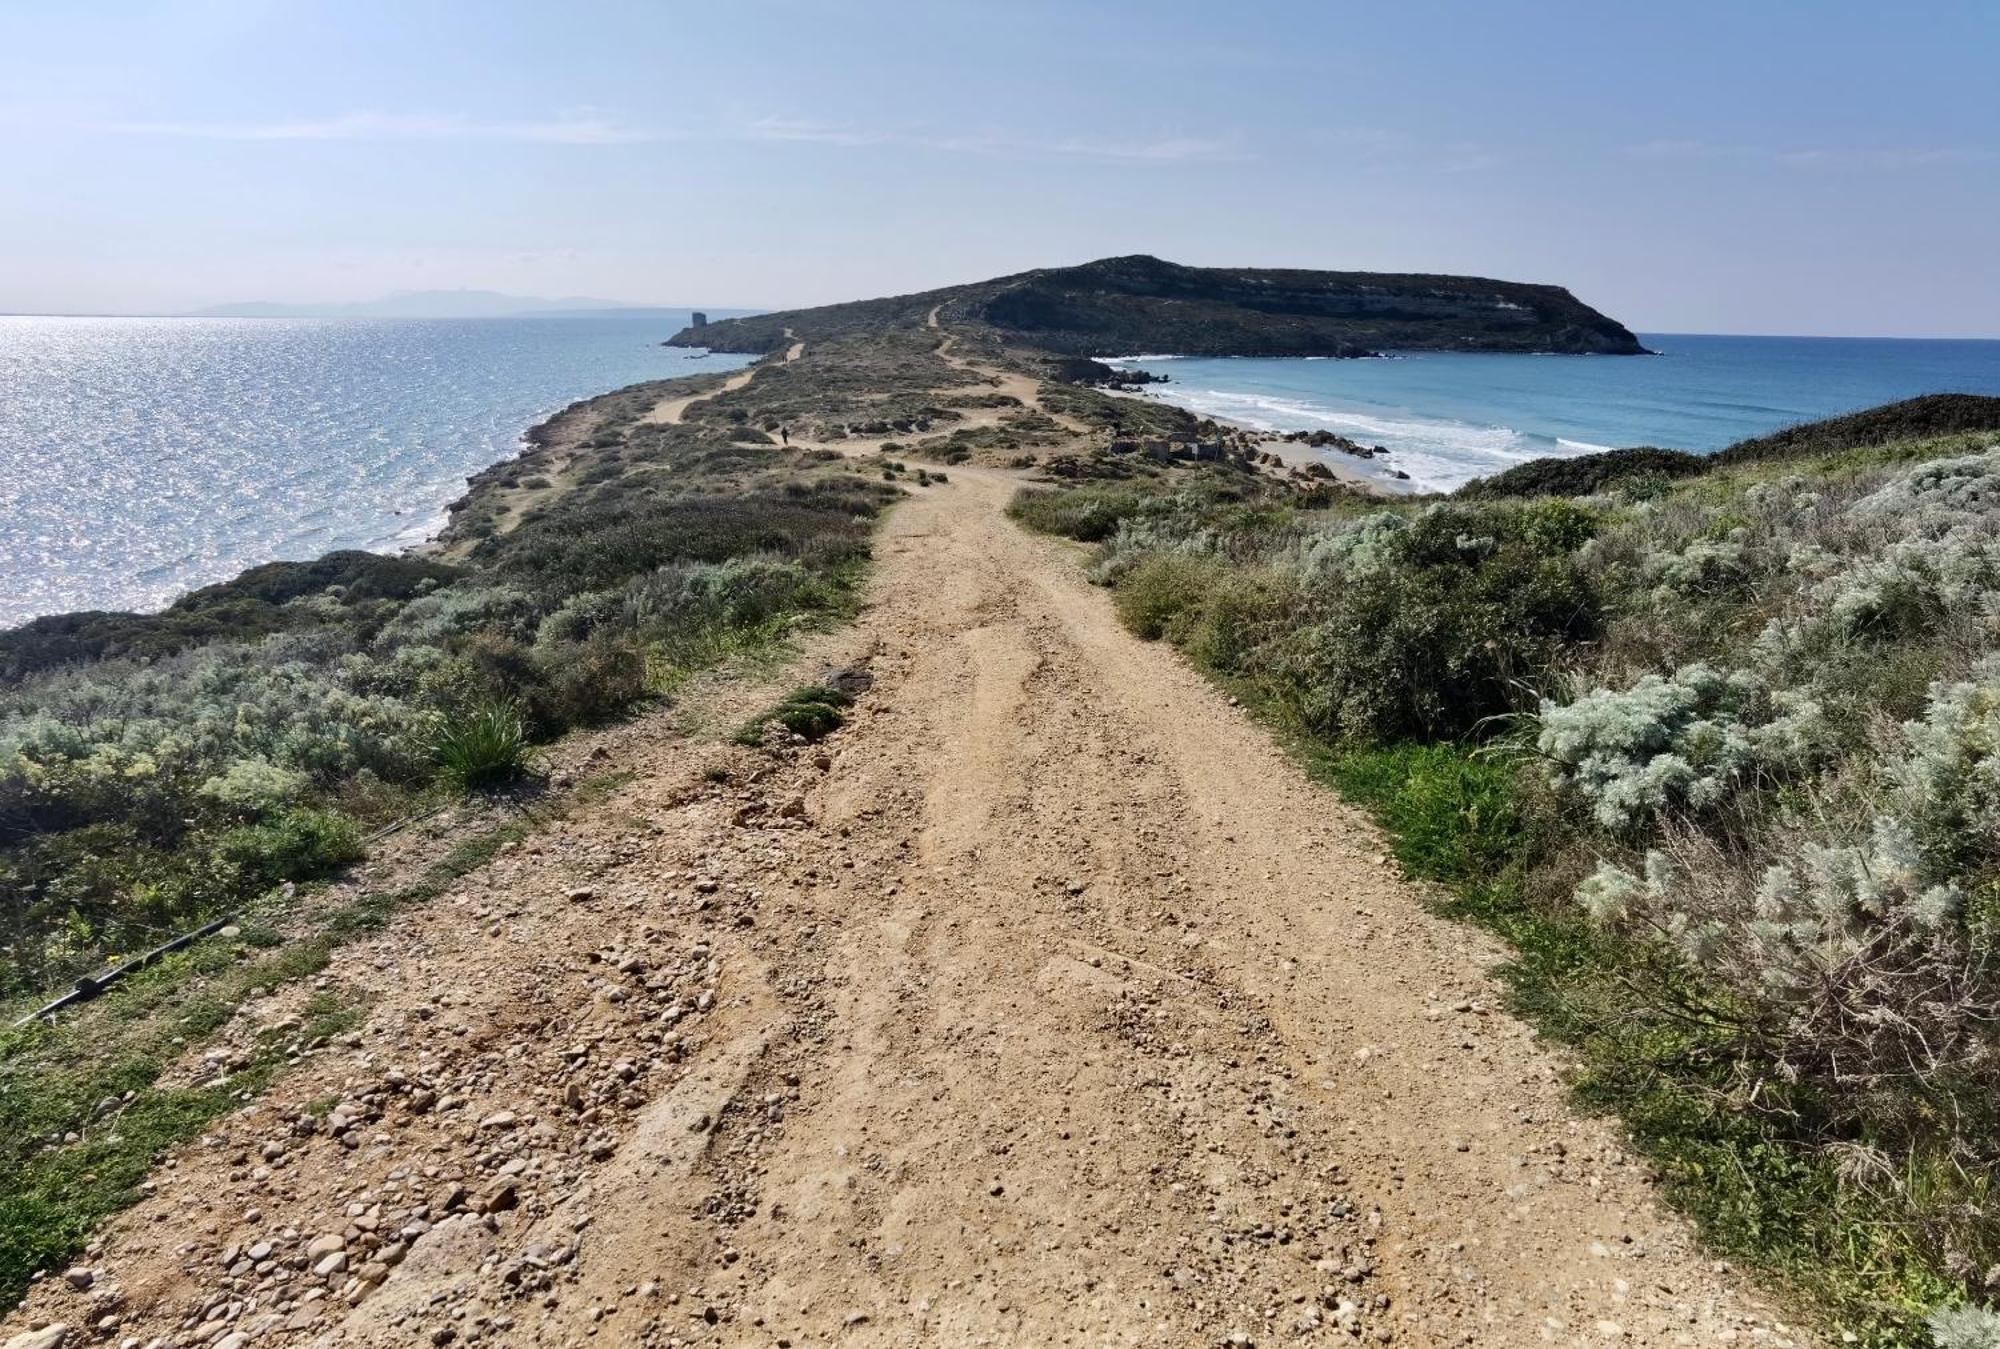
(668, 254, 1647, 358)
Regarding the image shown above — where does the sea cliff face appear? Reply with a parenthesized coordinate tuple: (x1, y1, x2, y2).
(669, 254, 1646, 358)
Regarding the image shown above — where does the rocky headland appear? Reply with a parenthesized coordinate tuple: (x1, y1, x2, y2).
(669, 253, 1647, 359)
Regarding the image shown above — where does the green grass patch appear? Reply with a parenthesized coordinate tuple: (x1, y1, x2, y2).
(1008, 483, 1159, 542)
(0, 950, 364, 1305)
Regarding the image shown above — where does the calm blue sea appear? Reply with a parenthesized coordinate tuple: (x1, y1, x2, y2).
(1109, 334, 2000, 494)
(0, 315, 749, 627)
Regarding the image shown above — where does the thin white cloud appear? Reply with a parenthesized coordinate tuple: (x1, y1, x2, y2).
(1299, 125, 1501, 173)
(744, 116, 1243, 163)
(105, 107, 1242, 163)
(1627, 138, 1733, 160)
(1628, 138, 1992, 168)
(1307, 127, 1410, 154)
(742, 116, 886, 148)
(108, 110, 665, 145)
(1774, 146, 1995, 169)
(1038, 134, 1241, 163)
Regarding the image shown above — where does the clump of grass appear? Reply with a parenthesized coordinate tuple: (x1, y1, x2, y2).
(734, 684, 854, 745)
(216, 808, 364, 887)
(431, 701, 528, 789)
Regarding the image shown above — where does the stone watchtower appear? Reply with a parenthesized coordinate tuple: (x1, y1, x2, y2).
(690, 312, 708, 328)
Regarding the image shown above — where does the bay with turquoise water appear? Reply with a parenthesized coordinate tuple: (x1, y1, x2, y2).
(1108, 334, 2000, 494)
(0, 314, 748, 628)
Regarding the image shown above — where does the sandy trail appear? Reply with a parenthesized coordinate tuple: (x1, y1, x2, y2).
(640, 369, 758, 426)
(4, 467, 1809, 1348)
(645, 337, 803, 426)
(924, 304, 1090, 438)
(458, 340, 807, 553)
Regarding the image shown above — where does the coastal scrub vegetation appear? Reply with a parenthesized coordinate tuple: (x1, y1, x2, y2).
(0, 352, 899, 1003)
(1011, 412, 2000, 1343)
(0, 341, 913, 1303)
(1453, 446, 1706, 501)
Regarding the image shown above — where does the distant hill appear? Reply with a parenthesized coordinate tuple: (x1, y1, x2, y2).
(667, 254, 1646, 358)
(189, 291, 748, 320)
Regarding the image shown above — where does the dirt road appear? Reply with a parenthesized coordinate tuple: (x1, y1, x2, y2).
(4, 470, 1808, 1348)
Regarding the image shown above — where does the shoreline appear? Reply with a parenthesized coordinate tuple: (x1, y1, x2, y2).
(1254, 432, 1424, 496)
(1097, 382, 1420, 498)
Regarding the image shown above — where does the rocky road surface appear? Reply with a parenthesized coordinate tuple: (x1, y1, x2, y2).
(4, 465, 1813, 1348)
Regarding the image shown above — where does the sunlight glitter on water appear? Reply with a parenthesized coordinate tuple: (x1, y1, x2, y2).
(0, 315, 748, 626)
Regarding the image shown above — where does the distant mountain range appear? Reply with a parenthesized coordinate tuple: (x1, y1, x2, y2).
(187, 290, 746, 320)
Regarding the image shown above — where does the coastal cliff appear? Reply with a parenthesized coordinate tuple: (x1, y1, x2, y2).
(668, 253, 1647, 358)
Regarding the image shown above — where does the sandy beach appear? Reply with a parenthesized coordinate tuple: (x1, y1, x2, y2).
(1253, 430, 1423, 495)
(1101, 381, 1422, 497)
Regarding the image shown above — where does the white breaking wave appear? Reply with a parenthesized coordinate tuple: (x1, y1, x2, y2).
(1136, 383, 1604, 492)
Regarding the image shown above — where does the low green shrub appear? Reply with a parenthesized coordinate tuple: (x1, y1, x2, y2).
(1715, 393, 2000, 466)
(536, 637, 648, 727)
(1114, 553, 1220, 640)
(1178, 566, 1296, 674)
(1458, 447, 1705, 500)
(215, 808, 363, 887)
(1008, 484, 1156, 542)
(735, 684, 854, 745)
(1256, 507, 1600, 742)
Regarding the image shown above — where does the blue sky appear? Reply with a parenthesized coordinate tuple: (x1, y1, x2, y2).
(1, 0, 1995, 334)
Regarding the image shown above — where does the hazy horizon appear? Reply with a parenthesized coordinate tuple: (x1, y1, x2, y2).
(2, 2, 1996, 338)
(13, 294, 2000, 344)
(9, 275, 2000, 341)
